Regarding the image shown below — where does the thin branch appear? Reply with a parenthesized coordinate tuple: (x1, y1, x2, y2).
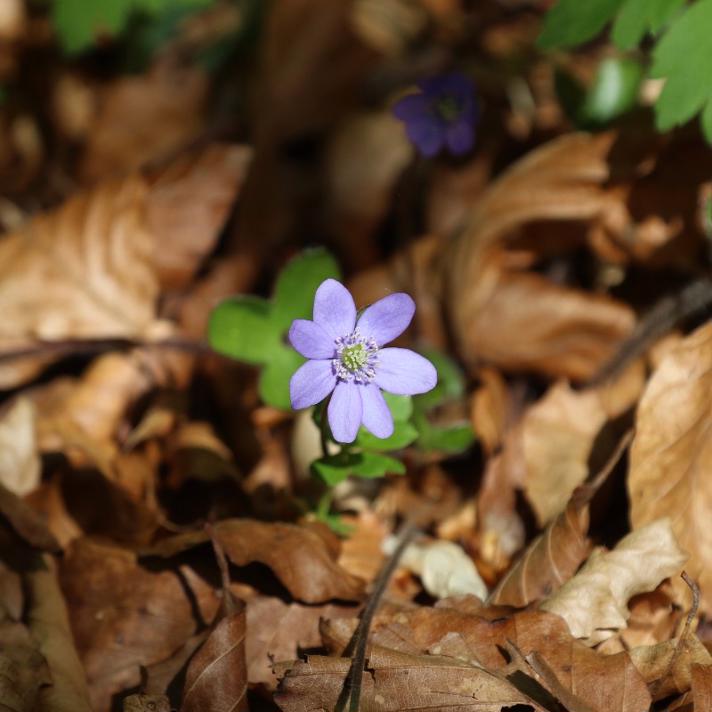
(334, 519, 420, 712)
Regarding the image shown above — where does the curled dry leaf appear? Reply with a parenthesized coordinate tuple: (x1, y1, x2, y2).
(0, 398, 40, 497)
(59, 538, 218, 711)
(26, 555, 93, 712)
(180, 606, 248, 712)
(540, 518, 687, 644)
(142, 519, 364, 604)
(628, 321, 712, 612)
(0, 482, 60, 553)
(391, 538, 488, 600)
(0, 144, 248, 389)
(489, 477, 594, 607)
(275, 648, 547, 712)
(629, 634, 712, 700)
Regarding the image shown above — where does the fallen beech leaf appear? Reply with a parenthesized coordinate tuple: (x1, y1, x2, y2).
(630, 635, 712, 700)
(0, 482, 59, 553)
(690, 664, 712, 709)
(489, 479, 594, 607)
(181, 606, 248, 712)
(275, 648, 547, 712)
(80, 61, 209, 183)
(142, 519, 364, 603)
(0, 622, 51, 712)
(123, 694, 171, 712)
(0, 144, 248, 388)
(628, 322, 712, 611)
(60, 538, 217, 711)
(26, 555, 92, 712)
(470, 367, 512, 456)
(540, 519, 687, 644)
(322, 600, 651, 712)
(0, 398, 40, 497)
(391, 538, 488, 600)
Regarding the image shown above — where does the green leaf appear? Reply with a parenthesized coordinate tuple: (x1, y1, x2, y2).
(416, 420, 475, 454)
(258, 346, 304, 410)
(382, 393, 412, 422)
(312, 452, 360, 486)
(538, 0, 624, 49)
(703, 100, 712, 147)
(208, 296, 277, 366)
(356, 421, 418, 451)
(272, 248, 341, 330)
(651, 0, 712, 132)
(579, 57, 643, 126)
(350, 452, 405, 478)
(611, 0, 684, 48)
(413, 348, 465, 411)
(52, 0, 214, 54)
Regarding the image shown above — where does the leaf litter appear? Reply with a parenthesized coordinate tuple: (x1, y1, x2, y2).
(1, 2, 712, 712)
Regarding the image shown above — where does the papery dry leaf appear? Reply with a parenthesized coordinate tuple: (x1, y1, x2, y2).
(518, 380, 608, 525)
(26, 555, 92, 712)
(540, 519, 687, 644)
(142, 519, 364, 603)
(180, 606, 248, 712)
(444, 132, 635, 380)
(348, 603, 652, 712)
(275, 648, 547, 712)
(0, 398, 40, 497)
(392, 538, 488, 600)
(0, 622, 51, 712)
(0, 144, 248, 388)
(60, 538, 217, 711)
(245, 594, 357, 687)
(0, 482, 59, 553)
(470, 367, 511, 456)
(628, 322, 712, 612)
(489, 478, 594, 607)
(630, 634, 712, 700)
(80, 60, 209, 183)
(690, 664, 712, 709)
(124, 694, 171, 712)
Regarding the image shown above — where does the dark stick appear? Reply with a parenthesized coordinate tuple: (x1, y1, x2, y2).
(334, 519, 420, 712)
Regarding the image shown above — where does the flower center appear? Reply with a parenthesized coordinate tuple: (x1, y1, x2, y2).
(341, 343, 368, 372)
(333, 330, 378, 383)
(433, 95, 461, 122)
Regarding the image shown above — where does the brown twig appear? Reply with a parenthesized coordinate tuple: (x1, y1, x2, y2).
(334, 519, 420, 712)
(652, 570, 700, 698)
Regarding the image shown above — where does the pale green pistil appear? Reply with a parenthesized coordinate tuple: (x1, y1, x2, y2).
(434, 95, 460, 122)
(341, 343, 368, 372)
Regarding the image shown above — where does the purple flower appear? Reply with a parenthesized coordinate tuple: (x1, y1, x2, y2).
(393, 72, 477, 157)
(288, 279, 437, 443)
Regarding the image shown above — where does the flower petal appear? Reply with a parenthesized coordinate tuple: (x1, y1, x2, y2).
(407, 117, 444, 157)
(289, 319, 336, 359)
(360, 384, 394, 439)
(393, 92, 429, 121)
(356, 293, 415, 346)
(313, 279, 356, 340)
(445, 120, 474, 156)
(290, 359, 336, 410)
(375, 348, 437, 395)
(328, 381, 362, 443)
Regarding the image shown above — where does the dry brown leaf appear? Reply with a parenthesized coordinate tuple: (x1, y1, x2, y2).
(690, 664, 712, 710)
(26, 555, 92, 712)
(489, 477, 594, 607)
(59, 538, 217, 711)
(0, 398, 40, 497)
(0, 621, 51, 712)
(630, 634, 712, 700)
(180, 606, 248, 712)
(470, 367, 512, 456)
(0, 482, 59, 553)
(628, 321, 712, 612)
(142, 519, 365, 603)
(540, 518, 687, 644)
(275, 648, 547, 712)
(124, 695, 171, 712)
(0, 144, 248, 388)
(80, 60, 209, 182)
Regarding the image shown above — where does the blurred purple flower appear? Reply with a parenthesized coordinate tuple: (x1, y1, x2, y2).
(393, 72, 477, 157)
(288, 279, 437, 443)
